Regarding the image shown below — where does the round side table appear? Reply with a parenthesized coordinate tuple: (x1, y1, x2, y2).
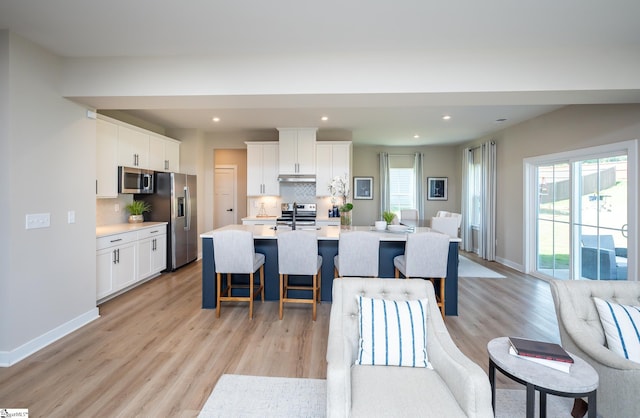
(488, 337, 598, 418)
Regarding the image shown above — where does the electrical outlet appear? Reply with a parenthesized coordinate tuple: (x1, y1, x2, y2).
(114, 203, 120, 212)
(25, 213, 50, 229)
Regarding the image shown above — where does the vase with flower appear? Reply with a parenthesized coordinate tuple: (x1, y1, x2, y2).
(328, 175, 353, 227)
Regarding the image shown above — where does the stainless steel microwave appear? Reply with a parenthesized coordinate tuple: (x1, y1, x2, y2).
(118, 166, 154, 194)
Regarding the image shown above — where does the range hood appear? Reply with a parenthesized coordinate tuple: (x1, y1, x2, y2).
(277, 174, 316, 183)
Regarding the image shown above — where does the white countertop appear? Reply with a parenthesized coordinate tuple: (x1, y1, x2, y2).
(96, 222, 168, 238)
(201, 224, 461, 242)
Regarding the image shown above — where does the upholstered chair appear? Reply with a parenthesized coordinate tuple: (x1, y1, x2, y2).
(549, 279, 640, 418)
(326, 278, 493, 417)
(400, 208, 418, 222)
(580, 235, 627, 280)
(430, 216, 459, 238)
(394, 231, 450, 316)
(277, 230, 323, 320)
(334, 231, 380, 278)
(212, 229, 265, 320)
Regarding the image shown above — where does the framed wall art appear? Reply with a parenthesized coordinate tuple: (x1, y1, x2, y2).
(427, 177, 448, 200)
(353, 177, 374, 200)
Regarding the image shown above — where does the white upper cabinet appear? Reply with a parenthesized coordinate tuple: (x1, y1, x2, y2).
(96, 115, 181, 196)
(315, 141, 352, 196)
(277, 128, 317, 175)
(149, 134, 180, 172)
(246, 142, 279, 196)
(117, 125, 149, 168)
(96, 118, 119, 198)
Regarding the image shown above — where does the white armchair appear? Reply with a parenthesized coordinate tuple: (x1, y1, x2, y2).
(549, 279, 640, 418)
(326, 278, 493, 417)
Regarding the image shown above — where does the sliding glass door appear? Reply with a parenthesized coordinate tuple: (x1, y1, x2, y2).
(575, 157, 628, 280)
(527, 141, 635, 281)
(537, 163, 571, 278)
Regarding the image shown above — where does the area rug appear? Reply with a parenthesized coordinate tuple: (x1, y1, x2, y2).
(198, 374, 326, 418)
(459, 255, 506, 278)
(198, 374, 575, 417)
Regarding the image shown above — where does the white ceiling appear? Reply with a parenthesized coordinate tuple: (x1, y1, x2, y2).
(2, 0, 640, 145)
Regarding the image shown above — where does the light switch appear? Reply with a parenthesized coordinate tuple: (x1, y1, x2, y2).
(68, 210, 76, 224)
(25, 213, 50, 229)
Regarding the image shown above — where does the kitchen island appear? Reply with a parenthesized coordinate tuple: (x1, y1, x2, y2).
(201, 225, 461, 315)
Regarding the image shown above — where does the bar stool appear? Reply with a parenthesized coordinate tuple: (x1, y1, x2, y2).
(277, 230, 323, 320)
(430, 216, 459, 238)
(334, 231, 380, 278)
(212, 229, 265, 320)
(393, 231, 449, 316)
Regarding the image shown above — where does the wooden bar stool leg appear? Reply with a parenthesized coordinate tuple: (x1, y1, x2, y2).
(260, 265, 265, 301)
(216, 272, 222, 318)
(395, 268, 400, 278)
(249, 272, 254, 320)
(279, 274, 284, 320)
(317, 269, 322, 302)
(312, 273, 317, 321)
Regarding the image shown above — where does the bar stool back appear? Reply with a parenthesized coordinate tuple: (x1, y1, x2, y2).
(334, 231, 380, 278)
(277, 230, 323, 320)
(212, 229, 265, 319)
(393, 231, 449, 316)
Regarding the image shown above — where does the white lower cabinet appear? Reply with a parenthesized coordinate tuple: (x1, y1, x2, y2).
(96, 224, 167, 302)
(138, 227, 167, 280)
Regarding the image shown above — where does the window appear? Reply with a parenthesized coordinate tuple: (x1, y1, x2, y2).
(388, 156, 416, 217)
(525, 140, 636, 281)
(389, 168, 415, 213)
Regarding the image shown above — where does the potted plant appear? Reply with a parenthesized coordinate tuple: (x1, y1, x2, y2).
(382, 210, 396, 225)
(125, 200, 151, 223)
(339, 202, 354, 227)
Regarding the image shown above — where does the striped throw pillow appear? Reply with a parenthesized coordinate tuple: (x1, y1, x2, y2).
(356, 296, 430, 368)
(593, 297, 640, 363)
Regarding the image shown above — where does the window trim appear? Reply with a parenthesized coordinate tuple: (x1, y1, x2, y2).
(523, 139, 638, 281)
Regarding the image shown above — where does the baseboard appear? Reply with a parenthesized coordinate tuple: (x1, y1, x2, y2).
(495, 256, 523, 273)
(0, 307, 100, 367)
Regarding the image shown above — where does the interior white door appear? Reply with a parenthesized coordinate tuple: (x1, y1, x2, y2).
(214, 166, 237, 229)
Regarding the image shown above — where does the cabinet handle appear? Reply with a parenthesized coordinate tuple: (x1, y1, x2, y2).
(152, 238, 156, 251)
(164, 160, 169, 170)
(110, 238, 123, 243)
(150, 230, 158, 234)
(116, 248, 120, 264)
(113, 249, 117, 264)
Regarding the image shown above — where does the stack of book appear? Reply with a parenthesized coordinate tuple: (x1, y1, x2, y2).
(508, 336, 574, 373)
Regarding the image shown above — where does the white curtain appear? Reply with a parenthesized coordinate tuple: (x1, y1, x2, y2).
(379, 152, 390, 217)
(414, 152, 424, 219)
(462, 142, 497, 259)
(461, 148, 473, 251)
(480, 141, 497, 261)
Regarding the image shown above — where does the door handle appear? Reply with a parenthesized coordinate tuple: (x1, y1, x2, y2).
(226, 208, 233, 212)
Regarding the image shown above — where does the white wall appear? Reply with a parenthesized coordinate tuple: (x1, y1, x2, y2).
(60, 48, 640, 100)
(462, 104, 640, 271)
(0, 32, 98, 365)
(0, 31, 10, 344)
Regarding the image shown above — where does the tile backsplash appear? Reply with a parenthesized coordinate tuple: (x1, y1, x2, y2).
(96, 195, 133, 226)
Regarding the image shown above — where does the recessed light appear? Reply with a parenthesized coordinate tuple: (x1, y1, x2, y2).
(321, 116, 329, 122)
(413, 134, 420, 139)
(442, 115, 451, 120)
(212, 117, 220, 123)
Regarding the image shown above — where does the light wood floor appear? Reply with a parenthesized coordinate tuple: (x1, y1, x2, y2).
(0, 253, 560, 417)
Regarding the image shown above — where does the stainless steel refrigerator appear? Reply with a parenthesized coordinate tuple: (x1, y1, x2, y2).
(137, 172, 197, 271)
